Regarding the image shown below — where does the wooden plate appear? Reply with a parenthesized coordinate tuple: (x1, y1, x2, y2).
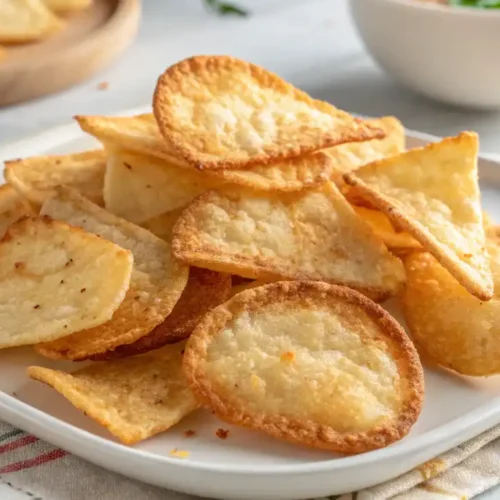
(0, 0, 140, 107)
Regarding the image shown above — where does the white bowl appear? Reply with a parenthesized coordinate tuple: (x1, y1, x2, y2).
(349, 0, 500, 109)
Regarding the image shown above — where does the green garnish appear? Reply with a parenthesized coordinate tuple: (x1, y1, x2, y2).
(204, 0, 248, 16)
(449, 0, 500, 8)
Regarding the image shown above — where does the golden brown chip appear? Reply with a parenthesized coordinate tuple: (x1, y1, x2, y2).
(353, 207, 421, 254)
(325, 116, 405, 181)
(0, 0, 63, 43)
(344, 132, 493, 301)
(104, 149, 214, 224)
(140, 209, 184, 242)
(0, 184, 34, 238)
(173, 183, 405, 301)
(75, 114, 185, 166)
(0, 216, 133, 349)
(5, 150, 106, 207)
(43, 0, 91, 12)
(153, 55, 384, 170)
(28, 342, 198, 444)
(403, 246, 500, 376)
(35, 187, 189, 360)
(77, 115, 336, 193)
(184, 281, 423, 454)
(92, 267, 232, 360)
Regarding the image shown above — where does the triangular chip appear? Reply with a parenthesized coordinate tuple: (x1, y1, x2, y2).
(77, 115, 336, 193)
(153, 55, 384, 169)
(35, 188, 189, 360)
(43, 0, 91, 12)
(104, 149, 214, 224)
(0, 216, 133, 349)
(0, 184, 34, 238)
(0, 0, 63, 43)
(92, 267, 231, 361)
(173, 183, 405, 300)
(5, 150, 106, 207)
(325, 116, 405, 181)
(28, 342, 198, 444)
(345, 132, 493, 300)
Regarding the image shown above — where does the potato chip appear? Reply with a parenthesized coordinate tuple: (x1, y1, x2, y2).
(104, 149, 214, 224)
(28, 342, 198, 444)
(140, 209, 183, 242)
(353, 207, 421, 254)
(0, 216, 133, 349)
(75, 114, 187, 167)
(184, 281, 423, 454)
(344, 132, 493, 301)
(35, 187, 189, 360)
(77, 115, 336, 193)
(173, 183, 405, 300)
(43, 0, 91, 12)
(0, 0, 63, 43)
(92, 267, 231, 361)
(325, 116, 405, 181)
(153, 55, 384, 170)
(0, 184, 34, 238)
(5, 150, 106, 207)
(403, 246, 500, 376)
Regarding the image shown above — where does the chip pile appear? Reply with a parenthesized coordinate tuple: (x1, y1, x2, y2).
(0, 55, 494, 455)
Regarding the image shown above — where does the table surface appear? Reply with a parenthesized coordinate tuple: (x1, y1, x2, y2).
(0, 0, 499, 498)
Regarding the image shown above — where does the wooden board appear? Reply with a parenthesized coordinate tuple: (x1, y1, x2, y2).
(0, 0, 140, 107)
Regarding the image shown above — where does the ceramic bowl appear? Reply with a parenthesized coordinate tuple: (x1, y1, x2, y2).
(349, 0, 500, 109)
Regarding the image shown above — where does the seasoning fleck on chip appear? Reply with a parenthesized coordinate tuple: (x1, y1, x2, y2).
(184, 430, 196, 437)
(216, 428, 229, 440)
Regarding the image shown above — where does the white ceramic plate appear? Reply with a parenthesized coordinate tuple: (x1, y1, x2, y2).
(1, 108, 500, 500)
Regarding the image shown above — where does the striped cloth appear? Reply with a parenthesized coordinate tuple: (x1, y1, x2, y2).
(1, 419, 500, 500)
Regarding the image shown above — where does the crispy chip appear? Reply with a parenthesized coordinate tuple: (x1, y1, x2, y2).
(93, 267, 231, 360)
(0, 185, 34, 238)
(5, 150, 106, 207)
(35, 188, 189, 360)
(43, 0, 91, 12)
(0, 0, 63, 43)
(403, 247, 500, 376)
(140, 209, 183, 242)
(104, 149, 214, 224)
(28, 342, 198, 444)
(0, 216, 133, 349)
(184, 281, 423, 454)
(153, 56, 384, 170)
(173, 183, 405, 301)
(78, 115, 336, 193)
(75, 115, 186, 167)
(354, 207, 421, 254)
(344, 132, 493, 301)
(325, 116, 405, 181)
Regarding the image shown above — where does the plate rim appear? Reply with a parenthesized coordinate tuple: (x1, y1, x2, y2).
(1, 107, 500, 478)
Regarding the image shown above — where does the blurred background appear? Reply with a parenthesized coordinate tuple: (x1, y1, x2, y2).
(1, 0, 500, 153)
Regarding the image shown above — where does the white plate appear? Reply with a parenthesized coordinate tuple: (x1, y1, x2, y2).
(1, 108, 500, 500)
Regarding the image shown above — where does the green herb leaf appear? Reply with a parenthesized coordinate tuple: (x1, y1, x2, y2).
(450, 0, 500, 8)
(204, 0, 248, 16)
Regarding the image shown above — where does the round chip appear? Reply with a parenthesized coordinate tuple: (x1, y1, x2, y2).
(184, 281, 423, 454)
(403, 247, 500, 376)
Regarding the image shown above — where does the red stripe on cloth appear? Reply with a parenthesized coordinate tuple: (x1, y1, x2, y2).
(0, 449, 67, 473)
(0, 435, 38, 454)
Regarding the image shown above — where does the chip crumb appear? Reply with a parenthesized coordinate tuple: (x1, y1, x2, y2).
(80, 288, 86, 293)
(169, 448, 190, 458)
(216, 428, 229, 440)
(280, 351, 295, 363)
(33, 304, 40, 309)
(184, 430, 196, 437)
(97, 82, 109, 91)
